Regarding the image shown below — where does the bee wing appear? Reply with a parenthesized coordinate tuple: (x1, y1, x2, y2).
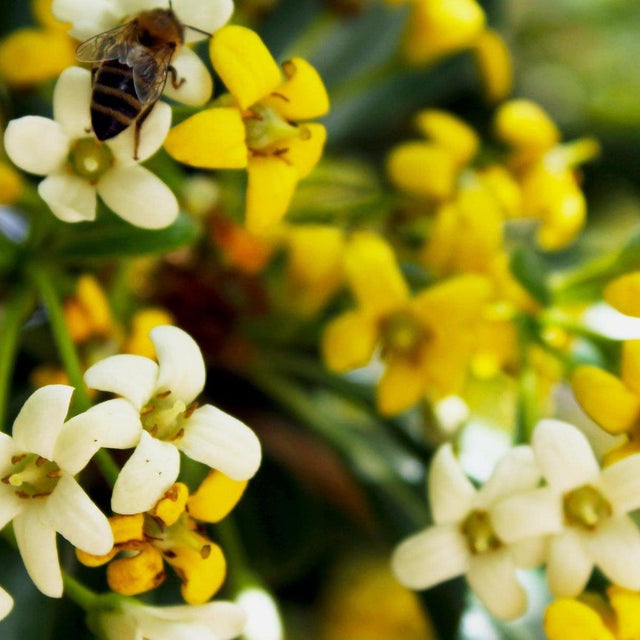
(128, 46, 174, 104)
(76, 23, 135, 63)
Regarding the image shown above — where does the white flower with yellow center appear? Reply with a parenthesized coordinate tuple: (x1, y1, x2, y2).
(392, 444, 544, 620)
(492, 419, 640, 597)
(84, 325, 262, 515)
(4, 66, 178, 229)
(92, 599, 246, 640)
(0, 587, 13, 621)
(0, 385, 115, 598)
(52, 0, 233, 107)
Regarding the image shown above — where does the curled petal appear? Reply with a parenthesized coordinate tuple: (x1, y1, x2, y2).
(187, 471, 248, 523)
(107, 544, 166, 596)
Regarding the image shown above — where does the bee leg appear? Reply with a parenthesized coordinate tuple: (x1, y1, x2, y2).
(133, 103, 155, 161)
(168, 66, 185, 90)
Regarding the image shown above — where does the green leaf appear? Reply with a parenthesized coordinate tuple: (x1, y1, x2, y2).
(510, 246, 552, 306)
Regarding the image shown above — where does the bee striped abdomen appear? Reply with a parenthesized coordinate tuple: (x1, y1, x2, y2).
(91, 60, 142, 141)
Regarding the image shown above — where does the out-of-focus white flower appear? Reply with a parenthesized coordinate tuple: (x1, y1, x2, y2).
(392, 444, 543, 620)
(236, 587, 284, 640)
(0, 385, 116, 597)
(0, 587, 13, 621)
(52, 0, 234, 107)
(92, 599, 246, 640)
(84, 325, 262, 515)
(4, 66, 178, 229)
(492, 419, 640, 597)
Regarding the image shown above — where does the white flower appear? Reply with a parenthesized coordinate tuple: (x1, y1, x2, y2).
(0, 385, 116, 598)
(0, 587, 13, 621)
(52, 0, 234, 107)
(92, 599, 246, 640)
(391, 444, 544, 620)
(84, 325, 262, 515)
(492, 419, 640, 597)
(4, 66, 178, 229)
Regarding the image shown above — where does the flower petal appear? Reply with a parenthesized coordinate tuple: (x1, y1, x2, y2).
(622, 340, 640, 396)
(84, 354, 158, 411)
(604, 273, 640, 318)
(151, 325, 205, 405)
(428, 443, 475, 524)
(55, 399, 142, 475)
(111, 432, 180, 514)
(12, 385, 73, 459)
(46, 474, 113, 555)
(171, 0, 233, 41)
(13, 506, 62, 597)
(391, 523, 470, 590)
(284, 123, 327, 179)
(97, 165, 179, 229)
(163, 47, 213, 106)
(108, 102, 172, 167)
(544, 598, 615, 640)
(4, 116, 69, 175)
(52, 0, 121, 41)
(546, 529, 593, 597)
(246, 155, 298, 234)
(53, 66, 93, 139)
(209, 25, 281, 109)
(322, 311, 377, 373)
(377, 353, 431, 416)
(510, 537, 547, 569)
(589, 516, 640, 590)
(0, 587, 13, 621)
(533, 419, 600, 491)
(38, 173, 97, 223)
(164, 107, 248, 169)
(467, 550, 527, 620)
(599, 453, 640, 515)
(107, 544, 166, 596)
(609, 586, 640, 640)
(179, 405, 261, 481)
(187, 471, 248, 523)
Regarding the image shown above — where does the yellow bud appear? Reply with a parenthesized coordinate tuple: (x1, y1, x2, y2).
(473, 29, 513, 103)
(414, 109, 479, 166)
(494, 99, 560, 154)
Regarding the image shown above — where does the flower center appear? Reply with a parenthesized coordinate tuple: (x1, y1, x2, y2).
(461, 510, 502, 555)
(140, 391, 197, 442)
(563, 484, 612, 530)
(68, 137, 114, 181)
(2, 453, 61, 498)
(244, 104, 304, 153)
(144, 513, 211, 559)
(379, 311, 428, 360)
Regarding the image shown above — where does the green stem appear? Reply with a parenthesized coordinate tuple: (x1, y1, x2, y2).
(0, 286, 33, 428)
(62, 572, 99, 611)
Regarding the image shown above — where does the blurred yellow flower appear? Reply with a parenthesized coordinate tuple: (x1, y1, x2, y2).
(64, 275, 115, 344)
(0, 160, 23, 205)
(165, 26, 329, 234)
(604, 272, 640, 317)
(472, 29, 512, 103)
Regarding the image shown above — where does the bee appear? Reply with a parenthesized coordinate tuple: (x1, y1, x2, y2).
(76, 2, 190, 159)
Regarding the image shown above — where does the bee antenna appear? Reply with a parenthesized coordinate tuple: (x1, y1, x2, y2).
(185, 24, 213, 38)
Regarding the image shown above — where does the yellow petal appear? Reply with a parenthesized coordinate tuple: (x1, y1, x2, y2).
(609, 586, 640, 640)
(210, 26, 282, 110)
(262, 57, 330, 121)
(420, 202, 459, 274)
(571, 366, 640, 434)
(76, 275, 113, 336)
(414, 110, 479, 166)
(377, 353, 431, 415)
(188, 471, 248, 523)
(111, 514, 145, 545)
(165, 537, 226, 605)
(124, 308, 175, 359)
(246, 156, 299, 233)
(494, 99, 560, 153)
(0, 161, 23, 205)
(33, 0, 70, 31)
(322, 311, 378, 373)
(386, 142, 459, 201)
(149, 483, 189, 527)
(478, 165, 522, 219)
(284, 123, 327, 179)
(76, 546, 119, 568)
(344, 232, 410, 316)
(622, 340, 640, 396)
(544, 599, 615, 640)
(472, 29, 513, 103)
(604, 440, 640, 467)
(164, 107, 248, 169)
(605, 273, 640, 317)
(107, 544, 166, 596)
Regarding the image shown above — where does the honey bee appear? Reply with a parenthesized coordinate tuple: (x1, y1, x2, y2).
(76, 2, 193, 159)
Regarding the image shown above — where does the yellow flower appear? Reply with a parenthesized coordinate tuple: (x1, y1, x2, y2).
(123, 308, 174, 359)
(64, 275, 115, 344)
(472, 29, 512, 103)
(77, 473, 247, 605)
(165, 26, 329, 234)
(322, 232, 490, 414)
(0, 160, 23, 205)
(604, 273, 640, 318)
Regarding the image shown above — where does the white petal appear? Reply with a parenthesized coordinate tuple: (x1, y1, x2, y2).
(53, 67, 93, 139)
(55, 399, 142, 475)
(46, 474, 113, 555)
(0, 432, 18, 472)
(111, 432, 180, 514)
(0, 487, 23, 530)
(4, 117, 69, 176)
(158, 602, 247, 640)
(391, 524, 470, 590)
(163, 48, 213, 106)
(533, 419, 600, 491)
(39, 173, 98, 223)
(428, 443, 475, 524)
(475, 446, 540, 509)
(173, 0, 234, 41)
(0, 587, 13, 621)
(151, 326, 205, 404)
(13, 506, 62, 598)
(108, 102, 172, 167)
(599, 453, 640, 516)
(12, 385, 73, 460)
(97, 165, 179, 229)
(589, 516, 640, 590)
(467, 550, 527, 620)
(52, 0, 121, 41)
(491, 487, 563, 543)
(179, 405, 261, 481)
(510, 536, 548, 570)
(546, 529, 593, 597)
(85, 354, 158, 411)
